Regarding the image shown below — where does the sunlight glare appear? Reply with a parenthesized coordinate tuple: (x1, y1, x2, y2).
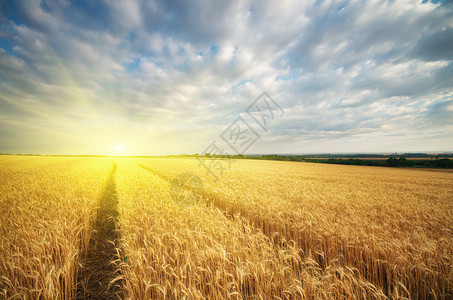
(114, 145, 124, 153)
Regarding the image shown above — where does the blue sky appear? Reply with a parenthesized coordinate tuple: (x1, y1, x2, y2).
(0, 0, 452, 155)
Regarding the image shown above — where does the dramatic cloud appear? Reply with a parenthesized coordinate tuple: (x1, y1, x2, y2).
(0, 0, 452, 155)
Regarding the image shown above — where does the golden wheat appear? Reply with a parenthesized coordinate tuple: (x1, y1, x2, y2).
(0, 156, 112, 299)
(0, 155, 451, 299)
(135, 157, 453, 299)
(115, 159, 384, 299)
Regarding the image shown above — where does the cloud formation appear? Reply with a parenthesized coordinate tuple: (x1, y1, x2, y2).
(0, 0, 452, 155)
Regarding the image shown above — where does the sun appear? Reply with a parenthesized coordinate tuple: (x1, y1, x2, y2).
(113, 145, 125, 153)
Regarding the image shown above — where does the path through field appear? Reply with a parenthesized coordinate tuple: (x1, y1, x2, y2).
(77, 162, 123, 299)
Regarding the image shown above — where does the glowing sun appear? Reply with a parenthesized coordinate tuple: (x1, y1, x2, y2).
(113, 145, 125, 153)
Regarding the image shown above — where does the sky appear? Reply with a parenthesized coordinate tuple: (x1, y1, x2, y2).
(0, 0, 452, 156)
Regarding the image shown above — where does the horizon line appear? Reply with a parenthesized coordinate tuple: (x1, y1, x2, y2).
(1, 151, 452, 158)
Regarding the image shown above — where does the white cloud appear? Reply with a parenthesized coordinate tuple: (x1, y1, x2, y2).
(0, 0, 452, 154)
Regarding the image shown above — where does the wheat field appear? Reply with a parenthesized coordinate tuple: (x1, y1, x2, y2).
(0, 155, 452, 299)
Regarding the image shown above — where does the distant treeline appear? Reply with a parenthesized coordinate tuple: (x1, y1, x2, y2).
(293, 153, 453, 159)
(183, 153, 453, 169)
(2, 153, 452, 168)
(321, 157, 452, 168)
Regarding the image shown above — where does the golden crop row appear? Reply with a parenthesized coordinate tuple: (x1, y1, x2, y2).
(115, 160, 385, 299)
(135, 158, 453, 299)
(0, 156, 112, 299)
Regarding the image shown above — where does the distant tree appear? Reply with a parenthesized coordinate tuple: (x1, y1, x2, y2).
(398, 157, 415, 167)
(438, 158, 452, 168)
(387, 157, 399, 167)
